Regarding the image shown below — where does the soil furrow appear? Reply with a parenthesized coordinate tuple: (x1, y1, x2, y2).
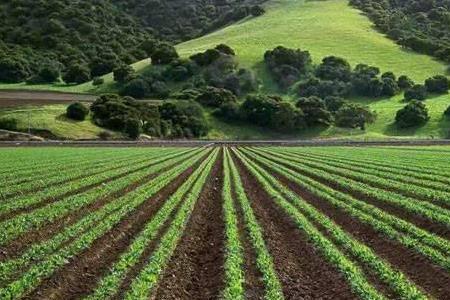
(254, 150, 450, 240)
(232, 152, 357, 300)
(151, 151, 224, 300)
(23, 158, 203, 300)
(270, 165, 450, 299)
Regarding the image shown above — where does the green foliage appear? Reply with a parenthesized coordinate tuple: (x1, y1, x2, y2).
(398, 75, 415, 90)
(444, 105, 450, 117)
(395, 101, 430, 128)
(113, 65, 135, 84)
(122, 79, 151, 99)
(92, 77, 104, 86)
(0, 57, 29, 83)
(404, 84, 428, 101)
(334, 103, 377, 130)
(0, 118, 18, 131)
(151, 43, 179, 65)
(66, 102, 89, 121)
(195, 86, 237, 108)
(296, 96, 333, 126)
(124, 119, 142, 139)
(62, 64, 91, 84)
(425, 75, 450, 94)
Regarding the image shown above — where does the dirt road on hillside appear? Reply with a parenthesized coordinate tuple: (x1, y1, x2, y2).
(0, 90, 95, 107)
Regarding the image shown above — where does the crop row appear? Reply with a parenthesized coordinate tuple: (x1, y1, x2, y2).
(0, 148, 204, 246)
(243, 148, 450, 272)
(0, 148, 210, 299)
(234, 148, 427, 300)
(251, 148, 450, 227)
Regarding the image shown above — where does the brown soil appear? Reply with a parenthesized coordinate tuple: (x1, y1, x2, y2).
(0, 91, 94, 108)
(151, 150, 225, 300)
(24, 154, 206, 300)
(231, 151, 358, 300)
(0, 151, 201, 261)
(253, 150, 450, 240)
(266, 162, 450, 299)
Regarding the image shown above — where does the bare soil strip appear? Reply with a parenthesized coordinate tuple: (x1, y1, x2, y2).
(232, 152, 357, 300)
(0, 152, 199, 262)
(231, 178, 265, 300)
(255, 151, 450, 240)
(24, 159, 203, 300)
(151, 152, 225, 300)
(270, 167, 450, 299)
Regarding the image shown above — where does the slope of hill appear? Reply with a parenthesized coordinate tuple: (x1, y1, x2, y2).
(1, 0, 449, 140)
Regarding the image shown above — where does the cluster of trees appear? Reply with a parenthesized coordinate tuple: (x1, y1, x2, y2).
(0, 0, 155, 84)
(117, 44, 258, 100)
(113, 0, 266, 43)
(89, 94, 209, 139)
(350, 0, 450, 64)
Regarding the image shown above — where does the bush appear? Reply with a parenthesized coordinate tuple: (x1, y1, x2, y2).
(124, 118, 142, 139)
(66, 102, 89, 121)
(92, 77, 104, 86)
(195, 86, 237, 107)
(425, 75, 450, 94)
(0, 118, 18, 131)
(395, 101, 430, 128)
(27, 64, 60, 84)
(334, 103, 376, 130)
(271, 102, 306, 132)
(404, 84, 428, 101)
(250, 5, 266, 17)
(0, 58, 29, 83)
(296, 96, 333, 126)
(398, 75, 414, 89)
(382, 77, 400, 97)
(240, 94, 280, 127)
(190, 49, 221, 66)
(150, 81, 170, 99)
(113, 65, 135, 83)
(214, 102, 242, 121)
(215, 44, 235, 56)
(324, 96, 347, 113)
(122, 78, 150, 99)
(151, 43, 179, 65)
(444, 105, 450, 117)
(63, 64, 91, 84)
(315, 56, 352, 82)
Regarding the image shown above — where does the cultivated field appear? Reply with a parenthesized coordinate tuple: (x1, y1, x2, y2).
(0, 146, 449, 299)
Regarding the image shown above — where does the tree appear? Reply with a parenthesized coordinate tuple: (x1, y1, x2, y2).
(113, 65, 135, 83)
(195, 86, 237, 107)
(444, 105, 450, 117)
(215, 44, 235, 56)
(38, 64, 60, 83)
(296, 96, 333, 126)
(250, 5, 266, 17)
(240, 94, 280, 127)
(324, 96, 347, 113)
(425, 75, 450, 94)
(335, 103, 376, 130)
(404, 84, 428, 101)
(121, 78, 150, 99)
(150, 81, 170, 99)
(271, 102, 306, 132)
(382, 77, 400, 96)
(151, 43, 179, 65)
(190, 49, 221, 66)
(66, 102, 89, 121)
(395, 101, 430, 128)
(0, 58, 29, 83)
(62, 64, 91, 84)
(124, 118, 142, 139)
(315, 56, 352, 82)
(398, 75, 414, 89)
(213, 102, 241, 121)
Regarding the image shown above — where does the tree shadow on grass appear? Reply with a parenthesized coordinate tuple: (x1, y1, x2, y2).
(383, 121, 427, 137)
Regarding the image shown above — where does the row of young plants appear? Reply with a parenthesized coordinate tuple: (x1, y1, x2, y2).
(0, 148, 163, 191)
(0, 148, 204, 246)
(253, 148, 450, 227)
(244, 148, 450, 272)
(234, 148, 428, 300)
(85, 149, 218, 300)
(281, 148, 450, 187)
(225, 148, 284, 300)
(221, 149, 245, 300)
(122, 149, 220, 300)
(0, 149, 211, 299)
(0, 149, 167, 199)
(0, 149, 192, 218)
(272, 148, 450, 203)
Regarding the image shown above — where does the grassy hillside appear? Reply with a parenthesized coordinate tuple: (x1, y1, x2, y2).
(1, 0, 449, 139)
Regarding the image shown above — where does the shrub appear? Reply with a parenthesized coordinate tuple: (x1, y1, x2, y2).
(66, 102, 89, 121)
(124, 118, 142, 139)
(296, 96, 333, 126)
(113, 65, 135, 83)
(27, 64, 60, 84)
(425, 75, 450, 94)
(315, 56, 352, 82)
(151, 43, 179, 65)
(122, 78, 150, 99)
(324, 96, 347, 113)
(398, 75, 415, 89)
(150, 81, 170, 99)
(404, 84, 428, 101)
(214, 102, 241, 121)
(215, 44, 236, 56)
(240, 94, 280, 127)
(382, 77, 400, 96)
(271, 101, 306, 132)
(63, 64, 91, 84)
(190, 49, 221, 66)
(195, 86, 237, 107)
(250, 5, 266, 17)
(444, 105, 450, 117)
(0, 118, 18, 131)
(0, 58, 29, 83)
(334, 103, 376, 130)
(92, 77, 104, 86)
(395, 101, 430, 128)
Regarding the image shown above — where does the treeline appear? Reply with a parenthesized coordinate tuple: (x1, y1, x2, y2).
(113, 0, 267, 43)
(350, 0, 450, 64)
(0, 0, 266, 84)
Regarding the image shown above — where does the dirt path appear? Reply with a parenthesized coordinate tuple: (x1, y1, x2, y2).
(232, 152, 357, 300)
(0, 91, 94, 108)
(152, 151, 225, 300)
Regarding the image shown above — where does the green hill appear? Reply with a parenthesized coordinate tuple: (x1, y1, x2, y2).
(1, 0, 449, 140)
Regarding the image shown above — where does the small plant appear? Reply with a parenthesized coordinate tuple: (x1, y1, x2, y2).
(66, 102, 89, 121)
